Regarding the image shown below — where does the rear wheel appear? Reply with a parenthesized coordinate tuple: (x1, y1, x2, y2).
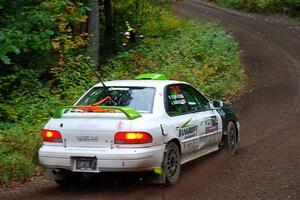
(163, 142, 181, 185)
(227, 121, 238, 155)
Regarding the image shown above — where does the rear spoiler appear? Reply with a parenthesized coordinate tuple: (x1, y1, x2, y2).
(53, 106, 142, 120)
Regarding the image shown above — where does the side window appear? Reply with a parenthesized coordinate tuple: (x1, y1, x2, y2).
(165, 84, 210, 116)
(166, 85, 189, 116)
(183, 85, 210, 112)
(180, 86, 200, 112)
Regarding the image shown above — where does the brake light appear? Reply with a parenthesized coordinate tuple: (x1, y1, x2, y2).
(114, 132, 153, 144)
(42, 130, 62, 143)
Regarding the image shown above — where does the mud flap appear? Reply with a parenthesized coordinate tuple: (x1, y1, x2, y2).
(143, 143, 167, 184)
(144, 152, 167, 184)
(143, 171, 166, 184)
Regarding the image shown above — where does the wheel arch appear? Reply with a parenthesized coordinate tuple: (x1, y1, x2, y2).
(233, 121, 239, 142)
(166, 138, 181, 155)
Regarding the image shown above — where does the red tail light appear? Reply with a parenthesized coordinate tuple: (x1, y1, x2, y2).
(114, 132, 153, 144)
(42, 130, 62, 143)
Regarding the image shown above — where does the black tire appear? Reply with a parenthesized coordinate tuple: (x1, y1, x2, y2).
(54, 179, 69, 186)
(163, 142, 181, 185)
(227, 121, 238, 155)
(54, 171, 81, 186)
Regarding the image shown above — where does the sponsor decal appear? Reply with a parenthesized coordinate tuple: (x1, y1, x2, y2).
(183, 134, 221, 153)
(170, 99, 186, 105)
(179, 125, 198, 138)
(76, 136, 99, 142)
(183, 139, 201, 153)
(201, 134, 220, 144)
(204, 116, 218, 133)
(168, 94, 186, 105)
(180, 117, 192, 128)
(177, 118, 198, 139)
(169, 94, 184, 100)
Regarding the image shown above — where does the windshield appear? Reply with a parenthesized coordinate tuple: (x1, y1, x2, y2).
(76, 87, 155, 113)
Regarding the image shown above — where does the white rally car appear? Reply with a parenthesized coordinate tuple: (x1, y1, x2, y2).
(39, 73, 240, 185)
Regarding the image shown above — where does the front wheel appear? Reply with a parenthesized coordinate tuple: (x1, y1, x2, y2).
(163, 142, 181, 185)
(227, 121, 238, 155)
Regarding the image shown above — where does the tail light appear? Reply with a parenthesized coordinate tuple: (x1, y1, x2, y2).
(114, 132, 153, 144)
(42, 130, 62, 143)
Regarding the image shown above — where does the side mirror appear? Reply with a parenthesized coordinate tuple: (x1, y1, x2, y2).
(209, 100, 223, 110)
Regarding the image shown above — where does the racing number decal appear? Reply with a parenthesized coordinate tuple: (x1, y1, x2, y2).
(168, 86, 186, 105)
(169, 86, 181, 93)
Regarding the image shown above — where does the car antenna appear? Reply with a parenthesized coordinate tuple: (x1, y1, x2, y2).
(83, 60, 114, 104)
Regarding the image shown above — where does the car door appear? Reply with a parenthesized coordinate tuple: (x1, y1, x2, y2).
(165, 84, 222, 162)
(164, 84, 202, 159)
(182, 85, 223, 154)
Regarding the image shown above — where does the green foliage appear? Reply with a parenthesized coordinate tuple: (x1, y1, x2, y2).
(0, 57, 95, 184)
(142, 3, 181, 38)
(104, 19, 245, 99)
(0, 1, 53, 65)
(49, 55, 96, 97)
(0, 66, 94, 184)
(0, 0, 94, 184)
(0, 124, 41, 183)
(210, 0, 300, 16)
(0, 153, 36, 183)
(44, 0, 89, 54)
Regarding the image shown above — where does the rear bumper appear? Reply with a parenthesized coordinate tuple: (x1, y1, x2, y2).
(39, 145, 165, 172)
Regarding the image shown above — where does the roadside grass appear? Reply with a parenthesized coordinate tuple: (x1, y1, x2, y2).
(0, 2, 246, 184)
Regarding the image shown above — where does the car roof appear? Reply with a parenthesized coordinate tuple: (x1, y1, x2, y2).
(94, 80, 188, 89)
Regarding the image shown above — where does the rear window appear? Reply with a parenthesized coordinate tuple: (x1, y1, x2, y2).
(76, 87, 155, 113)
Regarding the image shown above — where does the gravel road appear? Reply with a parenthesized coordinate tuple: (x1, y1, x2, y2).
(1, 0, 299, 199)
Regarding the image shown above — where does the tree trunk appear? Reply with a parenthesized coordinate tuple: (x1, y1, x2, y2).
(87, 0, 100, 67)
(104, 0, 114, 55)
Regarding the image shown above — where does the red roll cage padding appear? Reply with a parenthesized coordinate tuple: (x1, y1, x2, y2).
(75, 96, 119, 113)
(91, 96, 112, 106)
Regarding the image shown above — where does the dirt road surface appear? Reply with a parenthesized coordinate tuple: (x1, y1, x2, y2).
(1, 0, 299, 199)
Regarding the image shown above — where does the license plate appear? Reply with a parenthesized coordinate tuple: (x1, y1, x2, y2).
(74, 158, 97, 171)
